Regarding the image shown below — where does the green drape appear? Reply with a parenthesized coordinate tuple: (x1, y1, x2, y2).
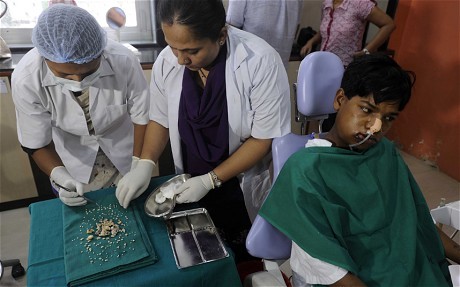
(63, 192, 157, 286)
(260, 138, 452, 286)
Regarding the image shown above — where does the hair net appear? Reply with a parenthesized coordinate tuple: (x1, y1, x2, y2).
(32, 4, 107, 64)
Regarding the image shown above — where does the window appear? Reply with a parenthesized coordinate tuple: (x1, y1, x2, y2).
(0, 0, 156, 46)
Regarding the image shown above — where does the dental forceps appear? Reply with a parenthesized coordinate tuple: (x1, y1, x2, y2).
(52, 181, 100, 207)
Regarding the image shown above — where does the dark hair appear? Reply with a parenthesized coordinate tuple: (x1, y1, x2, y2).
(157, 0, 226, 41)
(341, 53, 416, 111)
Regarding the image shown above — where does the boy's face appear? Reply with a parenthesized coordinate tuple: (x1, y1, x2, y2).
(326, 89, 400, 152)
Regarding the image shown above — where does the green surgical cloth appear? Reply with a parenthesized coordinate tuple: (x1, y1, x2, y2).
(62, 191, 157, 286)
(260, 138, 452, 286)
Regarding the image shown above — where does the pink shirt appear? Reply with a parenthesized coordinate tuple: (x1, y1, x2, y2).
(320, 0, 375, 66)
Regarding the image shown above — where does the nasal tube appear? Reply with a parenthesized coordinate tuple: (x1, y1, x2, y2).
(349, 118, 382, 150)
(369, 118, 382, 134)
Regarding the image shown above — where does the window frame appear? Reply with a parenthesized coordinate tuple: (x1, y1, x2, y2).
(0, 0, 157, 47)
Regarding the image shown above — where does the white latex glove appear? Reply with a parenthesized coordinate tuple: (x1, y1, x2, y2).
(116, 159, 155, 209)
(175, 173, 214, 204)
(50, 166, 86, 206)
(131, 156, 140, 170)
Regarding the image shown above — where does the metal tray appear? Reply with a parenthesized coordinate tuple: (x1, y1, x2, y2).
(165, 208, 229, 269)
(145, 174, 190, 218)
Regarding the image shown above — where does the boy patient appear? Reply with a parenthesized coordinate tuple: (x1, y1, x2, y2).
(259, 54, 460, 286)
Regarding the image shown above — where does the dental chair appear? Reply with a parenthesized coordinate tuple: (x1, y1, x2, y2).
(293, 51, 343, 135)
(244, 51, 344, 287)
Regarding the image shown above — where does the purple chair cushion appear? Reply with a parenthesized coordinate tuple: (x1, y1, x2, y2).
(297, 52, 344, 117)
(246, 52, 344, 261)
(245, 214, 293, 260)
(246, 133, 311, 259)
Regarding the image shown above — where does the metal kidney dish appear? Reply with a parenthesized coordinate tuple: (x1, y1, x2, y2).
(144, 174, 191, 218)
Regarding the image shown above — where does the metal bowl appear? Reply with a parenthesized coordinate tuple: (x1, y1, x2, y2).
(145, 174, 191, 218)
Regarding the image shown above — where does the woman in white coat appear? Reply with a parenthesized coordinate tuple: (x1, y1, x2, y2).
(116, 0, 291, 262)
(12, 4, 149, 206)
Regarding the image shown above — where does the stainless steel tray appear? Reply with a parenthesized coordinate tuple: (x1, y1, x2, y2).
(145, 174, 191, 219)
(165, 208, 229, 269)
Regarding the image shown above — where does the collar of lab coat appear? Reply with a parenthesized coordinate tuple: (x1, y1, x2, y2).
(227, 26, 249, 72)
(160, 26, 250, 75)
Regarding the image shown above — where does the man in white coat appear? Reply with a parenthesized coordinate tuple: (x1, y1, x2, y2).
(226, 0, 304, 70)
(12, 4, 149, 206)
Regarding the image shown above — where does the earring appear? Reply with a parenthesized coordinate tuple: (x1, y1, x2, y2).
(219, 41, 224, 46)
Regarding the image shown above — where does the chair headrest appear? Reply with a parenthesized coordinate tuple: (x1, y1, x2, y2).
(297, 51, 344, 117)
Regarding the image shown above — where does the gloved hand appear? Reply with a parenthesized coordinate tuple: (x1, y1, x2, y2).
(116, 159, 156, 209)
(131, 156, 140, 170)
(175, 173, 214, 204)
(50, 166, 86, 206)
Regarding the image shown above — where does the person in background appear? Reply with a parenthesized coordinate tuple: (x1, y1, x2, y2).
(226, 0, 303, 70)
(300, 0, 395, 67)
(115, 0, 291, 262)
(259, 54, 460, 286)
(11, 4, 149, 206)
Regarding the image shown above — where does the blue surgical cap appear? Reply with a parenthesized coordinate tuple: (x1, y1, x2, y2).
(32, 4, 107, 64)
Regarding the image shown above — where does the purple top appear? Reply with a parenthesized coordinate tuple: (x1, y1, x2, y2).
(320, 0, 375, 66)
(178, 45, 229, 176)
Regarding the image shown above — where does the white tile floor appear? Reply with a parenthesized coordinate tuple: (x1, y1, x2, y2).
(0, 151, 459, 286)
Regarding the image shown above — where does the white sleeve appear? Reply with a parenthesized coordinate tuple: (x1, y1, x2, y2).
(290, 241, 348, 285)
(226, 0, 246, 28)
(249, 54, 291, 139)
(148, 54, 169, 128)
(12, 71, 53, 149)
(126, 55, 150, 125)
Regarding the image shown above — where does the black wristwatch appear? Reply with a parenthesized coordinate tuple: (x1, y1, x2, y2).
(209, 171, 222, 188)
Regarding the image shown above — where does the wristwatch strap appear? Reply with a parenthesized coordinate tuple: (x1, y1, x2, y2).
(209, 171, 222, 188)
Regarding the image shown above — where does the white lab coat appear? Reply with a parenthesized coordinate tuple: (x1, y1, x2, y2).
(12, 40, 149, 184)
(149, 26, 291, 220)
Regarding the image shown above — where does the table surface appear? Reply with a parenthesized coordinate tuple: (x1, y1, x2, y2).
(27, 175, 243, 287)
